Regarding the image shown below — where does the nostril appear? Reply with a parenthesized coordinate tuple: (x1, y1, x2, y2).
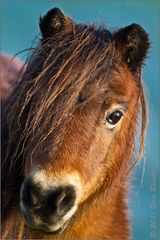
(21, 180, 41, 209)
(44, 186, 76, 217)
(54, 186, 76, 215)
(58, 189, 74, 211)
(30, 188, 41, 207)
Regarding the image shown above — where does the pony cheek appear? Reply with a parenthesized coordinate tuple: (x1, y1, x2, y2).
(78, 135, 113, 202)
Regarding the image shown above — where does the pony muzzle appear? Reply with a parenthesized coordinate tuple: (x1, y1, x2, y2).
(20, 175, 78, 233)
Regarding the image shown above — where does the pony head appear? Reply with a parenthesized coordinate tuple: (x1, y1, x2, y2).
(2, 8, 150, 234)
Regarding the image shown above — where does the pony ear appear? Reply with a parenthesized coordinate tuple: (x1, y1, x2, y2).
(39, 7, 73, 39)
(114, 23, 150, 72)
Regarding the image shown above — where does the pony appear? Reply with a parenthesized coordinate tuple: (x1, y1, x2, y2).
(1, 8, 150, 239)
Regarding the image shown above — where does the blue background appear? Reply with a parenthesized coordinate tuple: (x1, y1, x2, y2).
(1, 1, 160, 239)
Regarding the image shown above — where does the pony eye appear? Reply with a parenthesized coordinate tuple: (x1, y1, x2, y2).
(106, 110, 124, 127)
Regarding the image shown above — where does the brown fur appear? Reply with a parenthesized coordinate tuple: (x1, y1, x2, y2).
(1, 8, 149, 239)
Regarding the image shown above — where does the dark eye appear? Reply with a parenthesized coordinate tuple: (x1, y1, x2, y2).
(106, 110, 124, 126)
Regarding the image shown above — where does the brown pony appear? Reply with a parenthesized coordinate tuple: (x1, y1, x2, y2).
(1, 8, 150, 239)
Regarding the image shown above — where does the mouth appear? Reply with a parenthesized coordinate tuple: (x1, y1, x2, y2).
(48, 220, 70, 234)
(21, 207, 70, 234)
(24, 217, 70, 234)
(29, 221, 69, 234)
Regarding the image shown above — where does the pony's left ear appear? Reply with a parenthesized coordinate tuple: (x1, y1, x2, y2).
(114, 23, 150, 73)
(39, 7, 73, 39)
